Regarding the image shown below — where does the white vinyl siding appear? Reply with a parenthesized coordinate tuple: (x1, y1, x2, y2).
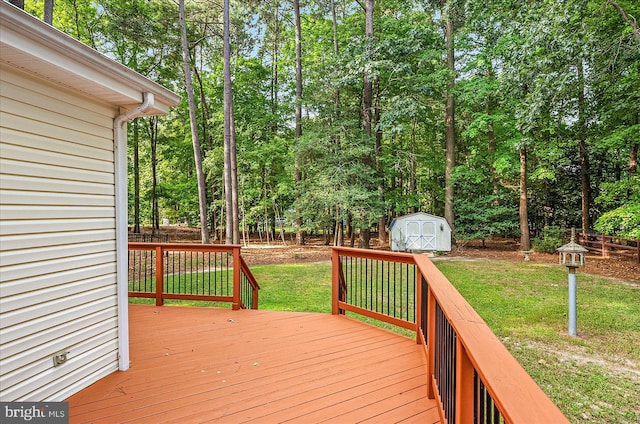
(0, 65, 120, 401)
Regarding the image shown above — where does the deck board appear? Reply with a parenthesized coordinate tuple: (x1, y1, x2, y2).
(67, 304, 439, 423)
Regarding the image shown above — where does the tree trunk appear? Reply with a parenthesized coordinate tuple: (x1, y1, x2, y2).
(630, 112, 638, 176)
(331, 0, 340, 113)
(362, 0, 374, 139)
(150, 117, 159, 233)
(223, 0, 238, 244)
(44, 0, 54, 25)
(519, 146, 531, 251)
(358, 229, 371, 249)
(271, 1, 280, 133)
(577, 59, 590, 234)
(444, 11, 456, 233)
(487, 65, 499, 200)
(346, 213, 354, 247)
(179, 0, 209, 244)
(334, 208, 344, 246)
(374, 79, 387, 245)
(230, 104, 240, 244)
(133, 119, 140, 233)
(410, 122, 417, 213)
(294, 0, 305, 245)
(360, 0, 374, 249)
(8, 0, 24, 9)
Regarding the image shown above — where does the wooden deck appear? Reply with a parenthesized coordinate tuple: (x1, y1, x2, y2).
(67, 304, 440, 423)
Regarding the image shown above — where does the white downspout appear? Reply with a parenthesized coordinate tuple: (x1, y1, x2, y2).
(113, 92, 154, 371)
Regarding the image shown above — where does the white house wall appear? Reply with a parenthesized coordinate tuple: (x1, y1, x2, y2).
(0, 65, 120, 401)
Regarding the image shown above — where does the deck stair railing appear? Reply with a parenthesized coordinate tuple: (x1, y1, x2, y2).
(332, 247, 569, 424)
(128, 242, 259, 309)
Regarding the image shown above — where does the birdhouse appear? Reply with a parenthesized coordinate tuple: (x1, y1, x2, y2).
(557, 228, 588, 268)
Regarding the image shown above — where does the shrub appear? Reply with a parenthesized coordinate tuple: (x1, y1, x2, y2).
(594, 203, 640, 240)
(532, 226, 563, 253)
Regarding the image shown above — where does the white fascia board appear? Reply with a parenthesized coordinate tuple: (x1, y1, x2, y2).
(0, 3, 181, 115)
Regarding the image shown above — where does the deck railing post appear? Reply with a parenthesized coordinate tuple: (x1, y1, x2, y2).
(252, 286, 259, 309)
(427, 286, 436, 399)
(332, 249, 340, 315)
(155, 246, 164, 306)
(415, 268, 422, 345)
(455, 339, 474, 424)
(232, 246, 241, 310)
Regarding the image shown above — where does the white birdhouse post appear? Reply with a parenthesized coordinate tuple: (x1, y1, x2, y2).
(557, 228, 588, 336)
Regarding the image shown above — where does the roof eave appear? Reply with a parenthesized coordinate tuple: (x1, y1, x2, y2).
(0, 3, 181, 115)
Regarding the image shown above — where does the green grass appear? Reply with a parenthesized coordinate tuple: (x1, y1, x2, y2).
(435, 259, 640, 424)
(250, 262, 333, 312)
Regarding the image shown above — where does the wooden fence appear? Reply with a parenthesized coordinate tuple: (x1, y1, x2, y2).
(332, 247, 569, 424)
(579, 233, 640, 263)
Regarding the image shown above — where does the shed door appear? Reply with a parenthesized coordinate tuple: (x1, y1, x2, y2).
(405, 220, 437, 250)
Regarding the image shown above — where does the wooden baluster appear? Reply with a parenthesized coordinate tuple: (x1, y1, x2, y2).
(427, 287, 436, 399)
(155, 246, 164, 306)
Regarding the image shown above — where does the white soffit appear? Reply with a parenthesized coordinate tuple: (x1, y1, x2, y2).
(0, 2, 181, 115)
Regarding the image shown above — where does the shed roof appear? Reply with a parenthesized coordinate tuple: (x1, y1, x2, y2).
(0, 3, 181, 115)
(388, 212, 451, 231)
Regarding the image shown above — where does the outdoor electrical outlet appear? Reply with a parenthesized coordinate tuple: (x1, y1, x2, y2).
(53, 351, 68, 367)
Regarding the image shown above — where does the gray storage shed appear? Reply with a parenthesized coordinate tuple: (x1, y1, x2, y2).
(389, 212, 452, 252)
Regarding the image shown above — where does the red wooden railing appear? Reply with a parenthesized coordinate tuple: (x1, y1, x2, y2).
(128, 243, 259, 309)
(332, 247, 569, 424)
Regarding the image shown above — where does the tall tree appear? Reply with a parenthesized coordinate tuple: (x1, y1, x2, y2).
(330, 0, 343, 246)
(577, 59, 590, 234)
(519, 144, 531, 251)
(443, 1, 456, 234)
(179, 0, 209, 243)
(359, 0, 374, 249)
(150, 117, 160, 233)
(223, 0, 239, 244)
(294, 0, 305, 245)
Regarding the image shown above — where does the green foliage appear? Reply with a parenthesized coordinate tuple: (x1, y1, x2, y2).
(595, 176, 640, 210)
(532, 226, 563, 253)
(32, 0, 639, 243)
(594, 203, 640, 239)
(454, 194, 519, 241)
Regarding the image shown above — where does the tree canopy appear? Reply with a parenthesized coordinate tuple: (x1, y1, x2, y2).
(22, 0, 640, 245)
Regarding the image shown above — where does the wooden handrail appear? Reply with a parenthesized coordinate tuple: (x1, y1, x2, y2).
(332, 247, 570, 424)
(129, 242, 242, 251)
(414, 255, 568, 423)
